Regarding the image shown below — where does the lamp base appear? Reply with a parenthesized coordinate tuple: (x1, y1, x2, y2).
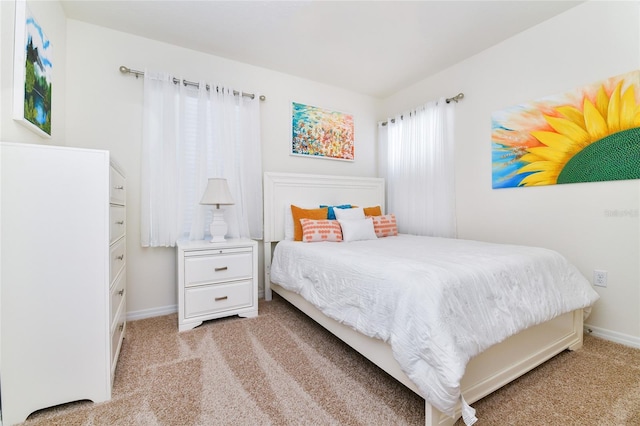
(209, 209, 228, 243)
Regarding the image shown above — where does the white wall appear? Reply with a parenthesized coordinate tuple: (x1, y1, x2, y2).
(381, 1, 640, 346)
(64, 19, 380, 318)
(0, 0, 67, 144)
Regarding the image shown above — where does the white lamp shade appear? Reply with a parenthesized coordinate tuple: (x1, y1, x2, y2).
(200, 178, 234, 206)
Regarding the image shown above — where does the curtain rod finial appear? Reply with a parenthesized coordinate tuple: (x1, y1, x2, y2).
(119, 65, 130, 74)
(446, 92, 464, 103)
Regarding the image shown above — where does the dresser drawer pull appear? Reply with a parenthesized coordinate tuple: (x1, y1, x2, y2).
(214, 266, 228, 272)
(116, 255, 124, 260)
(114, 185, 125, 190)
(215, 296, 228, 302)
(118, 289, 125, 296)
(116, 220, 125, 225)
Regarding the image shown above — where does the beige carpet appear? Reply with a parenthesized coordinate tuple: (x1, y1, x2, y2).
(21, 295, 640, 426)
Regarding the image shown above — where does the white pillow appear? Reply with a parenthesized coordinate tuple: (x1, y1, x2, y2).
(334, 206, 365, 220)
(338, 218, 377, 242)
(284, 205, 294, 240)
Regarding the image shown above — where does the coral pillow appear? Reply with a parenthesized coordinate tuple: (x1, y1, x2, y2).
(371, 214, 398, 237)
(363, 205, 382, 216)
(300, 219, 343, 242)
(291, 205, 329, 241)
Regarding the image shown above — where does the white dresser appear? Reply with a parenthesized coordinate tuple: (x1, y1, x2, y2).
(177, 239, 258, 332)
(0, 142, 126, 425)
(109, 163, 127, 380)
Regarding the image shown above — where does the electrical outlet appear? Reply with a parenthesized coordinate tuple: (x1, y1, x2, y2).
(593, 270, 608, 287)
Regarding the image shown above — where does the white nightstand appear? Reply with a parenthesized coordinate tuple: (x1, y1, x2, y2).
(176, 238, 258, 332)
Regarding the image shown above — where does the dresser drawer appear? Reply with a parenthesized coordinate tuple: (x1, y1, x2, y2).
(110, 305, 126, 377)
(110, 238, 126, 284)
(109, 205, 126, 244)
(110, 270, 126, 326)
(184, 252, 252, 287)
(110, 166, 126, 205)
(184, 280, 253, 318)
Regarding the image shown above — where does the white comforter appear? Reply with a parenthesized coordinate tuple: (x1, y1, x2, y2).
(269, 234, 599, 417)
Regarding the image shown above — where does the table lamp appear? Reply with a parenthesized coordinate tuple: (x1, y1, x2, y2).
(200, 178, 235, 242)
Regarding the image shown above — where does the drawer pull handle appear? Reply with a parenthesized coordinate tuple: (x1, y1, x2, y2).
(118, 289, 125, 296)
(119, 323, 124, 331)
(116, 220, 125, 225)
(116, 255, 124, 260)
(215, 296, 228, 302)
(114, 185, 125, 190)
(214, 266, 228, 272)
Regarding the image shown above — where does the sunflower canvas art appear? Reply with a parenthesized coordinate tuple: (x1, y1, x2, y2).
(492, 70, 640, 188)
(291, 102, 354, 161)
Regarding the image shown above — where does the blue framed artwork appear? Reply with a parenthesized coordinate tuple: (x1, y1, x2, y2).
(13, 0, 52, 137)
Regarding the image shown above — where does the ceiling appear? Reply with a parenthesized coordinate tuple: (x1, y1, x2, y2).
(60, 1, 583, 98)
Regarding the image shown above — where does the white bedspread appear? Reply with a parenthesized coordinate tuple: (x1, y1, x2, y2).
(269, 234, 599, 417)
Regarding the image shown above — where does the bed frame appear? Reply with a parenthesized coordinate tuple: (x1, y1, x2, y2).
(263, 172, 584, 426)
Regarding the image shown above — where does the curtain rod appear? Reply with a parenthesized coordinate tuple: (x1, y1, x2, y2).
(119, 66, 266, 101)
(379, 92, 464, 126)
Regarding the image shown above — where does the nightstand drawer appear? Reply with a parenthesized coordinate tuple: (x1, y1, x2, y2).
(184, 252, 252, 287)
(184, 280, 253, 318)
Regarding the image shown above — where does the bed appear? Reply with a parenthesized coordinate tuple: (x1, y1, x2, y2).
(262, 172, 598, 426)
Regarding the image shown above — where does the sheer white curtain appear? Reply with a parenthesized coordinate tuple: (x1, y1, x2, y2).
(141, 70, 262, 247)
(378, 98, 456, 237)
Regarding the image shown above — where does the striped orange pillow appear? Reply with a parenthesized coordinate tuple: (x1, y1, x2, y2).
(300, 219, 343, 242)
(371, 214, 398, 238)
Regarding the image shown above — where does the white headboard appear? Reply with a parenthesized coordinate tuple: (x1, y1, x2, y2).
(262, 172, 385, 299)
(263, 172, 386, 243)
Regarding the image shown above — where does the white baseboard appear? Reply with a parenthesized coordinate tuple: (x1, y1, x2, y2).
(127, 304, 177, 321)
(584, 324, 640, 349)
